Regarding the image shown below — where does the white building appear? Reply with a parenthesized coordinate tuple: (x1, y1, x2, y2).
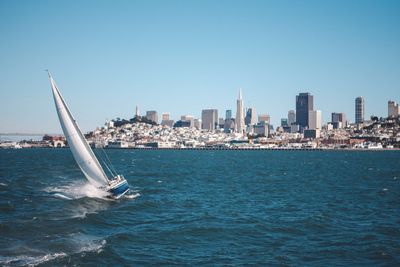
(235, 89, 245, 134)
(288, 110, 296, 125)
(308, 110, 322, 130)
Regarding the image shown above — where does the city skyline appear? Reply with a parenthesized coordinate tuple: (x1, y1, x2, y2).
(1, 1, 400, 133)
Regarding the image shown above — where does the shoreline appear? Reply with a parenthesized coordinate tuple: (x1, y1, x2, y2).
(2, 146, 399, 151)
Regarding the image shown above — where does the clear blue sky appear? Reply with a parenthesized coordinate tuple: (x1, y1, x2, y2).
(0, 0, 399, 134)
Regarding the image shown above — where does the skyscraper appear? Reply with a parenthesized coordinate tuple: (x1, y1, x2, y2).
(162, 113, 170, 121)
(355, 97, 364, 123)
(146, 111, 158, 124)
(331, 112, 346, 128)
(296, 93, 313, 129)
(245, 107, 257, 126)
(235, 89, 245, 133)
(308, 110, 322, 130)
(388, 100, 400, 118)
(201, 109, 218, 131)
(258, 114, 270, 124)
(225, 110, 232, 120)
(288, 110, 296, 125)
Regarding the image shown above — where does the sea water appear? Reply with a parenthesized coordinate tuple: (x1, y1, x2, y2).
(0, 149, 399, 266)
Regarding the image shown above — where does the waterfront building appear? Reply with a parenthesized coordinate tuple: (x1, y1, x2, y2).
(304, 129, 320, 139)
(288, 110, 296, 125)
(146, 110, 158, 124)
(202, 109, 218, 131)
(331, 112, 346, 129)
(226, 110, 232, 120)
(235, 89, 245, 133)
(245, 108, 257, 126)
(296, 92, 314, 130)
(355, 97, 364, 123)
(308, 110, 322, 130)
(388, 100, 400, 118)
(258, 114, 270, 124)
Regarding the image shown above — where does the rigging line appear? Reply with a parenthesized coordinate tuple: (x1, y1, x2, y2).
(95, 148, 116, 177)
(101, 147, 118, 175)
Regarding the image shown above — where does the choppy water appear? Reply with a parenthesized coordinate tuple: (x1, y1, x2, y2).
(0, 149, 399, 266)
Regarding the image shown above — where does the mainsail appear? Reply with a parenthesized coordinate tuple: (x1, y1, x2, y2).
(48, 73, 109, 187)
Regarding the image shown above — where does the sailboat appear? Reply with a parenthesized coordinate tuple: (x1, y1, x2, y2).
(48, 72, 129, 199)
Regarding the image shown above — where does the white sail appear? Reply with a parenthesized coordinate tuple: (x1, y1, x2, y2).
(49, 73, 109, 187)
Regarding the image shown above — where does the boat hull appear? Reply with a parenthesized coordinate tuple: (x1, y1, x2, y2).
(107, 179, 129, 199)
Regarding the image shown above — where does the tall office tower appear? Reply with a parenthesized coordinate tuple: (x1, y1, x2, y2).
(181, 115, 194, 127)
(258, 114, 270, 124)
(218, 118, 225, 128)
(355, 97, 365, 123)
(245, 108, 257, 126)
(201, 109, 218, 131)
(288, 110, 296, 125)
(281, 118, 288, 127)
(296, 93, 314, 129)
(235, 89, 245, 133)
(226, 110, 232, 120)
(162, 113, 170, 121)
(135, 105, 140, 117)
(146, 110, 158, 124)
(308, 110, 322, 130)
(331, 112, 346, 128)
(388, 101, 400, 118)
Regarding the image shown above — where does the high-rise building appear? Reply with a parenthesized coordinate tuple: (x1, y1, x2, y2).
(224, 118, 235, 133)
(388, 100, 400, 118)
(296, 93, 314, 129)
(235, 89, 245, 133)
(162, 113, 170, 121)
(146, 110, 158, 124)
(254, 121, 269, 137)
(181, 115, 194, 127)
(355, 97, 364, 123)
(245, 107, 257, 126)
(331, 112, 346, 128)
(258, 114, 270, 124)
(161, 113, 173, 127)
(308, 110, 322, 130)
(288, 110, 296, 125)
(281, 118, 288, 127)
(201, 109, 218, 131)
(161, 120, 174, 127)
(225, 110, 232, 120)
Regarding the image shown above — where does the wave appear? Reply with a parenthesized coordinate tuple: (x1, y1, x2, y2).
(0, 234, 106, 266)
(0, 252, 67, 267)
(44, 181, 111, 200)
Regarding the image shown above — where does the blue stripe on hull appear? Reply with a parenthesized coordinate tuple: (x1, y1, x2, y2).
(108, 181, 129, 198)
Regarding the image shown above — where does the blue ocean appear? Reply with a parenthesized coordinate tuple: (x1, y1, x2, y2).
(0, 149, 399, 266)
